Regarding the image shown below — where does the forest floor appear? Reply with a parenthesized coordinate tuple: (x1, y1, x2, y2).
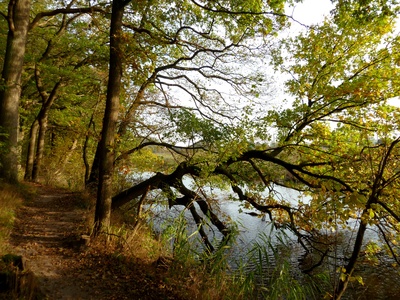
(7, 184, 188, 300)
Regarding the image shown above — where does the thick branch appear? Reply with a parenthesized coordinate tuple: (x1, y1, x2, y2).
(115, 140, 209, 162)
(30, 6, 106, 30)
(112, 162, 230, 246)
(231, 150, 354, 192)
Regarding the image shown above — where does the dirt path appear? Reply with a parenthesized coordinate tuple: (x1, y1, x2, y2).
(9, 185, 186, 300)
(10, 186, 94, 299)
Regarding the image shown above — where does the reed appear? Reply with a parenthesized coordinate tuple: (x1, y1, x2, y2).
(243, 227, 329, 300)
(97, 205, 330, 299)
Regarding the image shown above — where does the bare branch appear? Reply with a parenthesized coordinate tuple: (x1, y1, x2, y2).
(376, 200, 400, 223)
(7, 0, 15, 32)
(30, 6, 106, 30)
(377, 224, 400, 265)
(115, 141, 208, 162)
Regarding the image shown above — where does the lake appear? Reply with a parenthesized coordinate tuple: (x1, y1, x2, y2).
(133, 173, 400, 299)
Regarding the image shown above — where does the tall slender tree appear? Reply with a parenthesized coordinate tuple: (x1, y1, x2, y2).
(94, 0, 131, 235)
(0, 0, 31, 182)
(1, 0, 105, 183)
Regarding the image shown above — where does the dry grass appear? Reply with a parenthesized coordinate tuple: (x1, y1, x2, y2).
(0, 182, 41, 299)
(0, 182, 33, 255)
(95, 209, 253, 300)
(0, 182, 251, 299)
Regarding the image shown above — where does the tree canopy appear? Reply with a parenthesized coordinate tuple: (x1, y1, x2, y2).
(1, 0, 400, 299)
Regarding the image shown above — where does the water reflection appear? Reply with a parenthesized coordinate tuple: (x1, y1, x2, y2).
(136, 173, 400, 299)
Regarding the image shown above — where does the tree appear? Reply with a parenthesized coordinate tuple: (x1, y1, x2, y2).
(94, 0, 129, 235)
(0, 0, 31, 183)
(3, 0, 399, 298)
(0, 0, 105, 183)
(103, 2, 400, 298)
(271, 5, 400, 298)
(22, 7, 107, 183)
(91, 0, 289, 234)
(86, 0, 287, 186)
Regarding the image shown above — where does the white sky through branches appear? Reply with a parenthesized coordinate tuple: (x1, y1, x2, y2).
(285, 0, 399, 108)
(287, 0, 333, 27)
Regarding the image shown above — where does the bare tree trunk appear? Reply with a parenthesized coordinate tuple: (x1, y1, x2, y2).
(24, 119, 39, 181)
(83, 133, 92, 184)
(94, 0, 129, 235)
(29, 65, 61, 182)
(132, 188, 148, 232)
(0, 0, 31, 183)
(32, 115, 48, 182)
(334, 219, 367, 299)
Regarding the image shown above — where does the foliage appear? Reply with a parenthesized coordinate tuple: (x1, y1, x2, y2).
(106, 3, 400, 298)
(331, 0, 400, 23)
(2, 0, 400, 298)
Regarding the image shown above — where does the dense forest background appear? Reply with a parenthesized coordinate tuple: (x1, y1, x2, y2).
(1, 1, 400, 299)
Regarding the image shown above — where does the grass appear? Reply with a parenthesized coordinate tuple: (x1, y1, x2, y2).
(0, 180, 327, 299)
(0, 182, 34, 255)
(0, 182, 41, 300)
(93, 208, 263, 300)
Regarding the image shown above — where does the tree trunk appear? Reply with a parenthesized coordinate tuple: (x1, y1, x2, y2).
(0, 0, 31, 183)
(83, 101, 100, 186)
(333, 219, 367, 299)
(29, 70, 61, 182)
(86, 144, 100, 187)
(32, 114, 48, 182)
(83, 133, 92, 185)
(24, 119, 39, 181)
(94, 0, 128, 235)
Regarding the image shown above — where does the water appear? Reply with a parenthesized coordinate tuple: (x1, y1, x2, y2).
(145, 174, 307, 270)
(132, 173, 400, 299)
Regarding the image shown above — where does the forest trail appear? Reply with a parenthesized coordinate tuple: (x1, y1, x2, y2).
(9, 185, 184, 300)
(10, 186, 97, 299)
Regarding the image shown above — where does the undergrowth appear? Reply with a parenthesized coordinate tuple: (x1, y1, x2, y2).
(0, 182, 40, 299)
(0, 182, 326, 299)
(91, 208, 257, 300)
(94, 206, 326, 300)
(0, 182, 34, 255)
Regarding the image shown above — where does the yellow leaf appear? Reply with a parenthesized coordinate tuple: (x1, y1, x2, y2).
(369, 209, 375, 219)
(355, 276, 364, 286)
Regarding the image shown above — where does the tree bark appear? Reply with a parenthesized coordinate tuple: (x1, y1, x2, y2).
(83, 100, 100, 186)
(30, 68, 61, 182)
(94, 0, 128, 235)
(0, 0, 31, 183)
(110, 163, 231, 244)
(53, 139, 78, 178)
(32, 114, 48, 182)
(24, 119, 39, 181)
(334, 219, 367, 299)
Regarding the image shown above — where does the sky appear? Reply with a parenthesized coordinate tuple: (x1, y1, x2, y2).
(285, 0, 400, 108)
(287, 0, 333, 26)
(263, 1, 335, 110)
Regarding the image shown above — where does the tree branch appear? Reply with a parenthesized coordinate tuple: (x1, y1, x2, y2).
(30, 6, 106, 30)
